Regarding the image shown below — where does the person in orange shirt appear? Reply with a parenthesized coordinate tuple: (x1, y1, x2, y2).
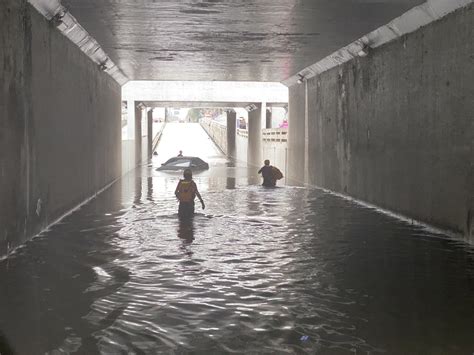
(175, 169, 205, 218)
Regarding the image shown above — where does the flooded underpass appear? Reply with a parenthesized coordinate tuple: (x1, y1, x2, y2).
(1, 124, 473, 354)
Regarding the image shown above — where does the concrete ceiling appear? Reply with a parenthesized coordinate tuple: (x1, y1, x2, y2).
(63, 0, 425, 82)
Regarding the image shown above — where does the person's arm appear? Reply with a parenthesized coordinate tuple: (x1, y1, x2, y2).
(175, 181, 181, 200)
(258, 167, 262, 174)
(193, 182, 205, 209)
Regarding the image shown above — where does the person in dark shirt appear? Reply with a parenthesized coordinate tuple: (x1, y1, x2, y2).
(258, 159, 276, 187)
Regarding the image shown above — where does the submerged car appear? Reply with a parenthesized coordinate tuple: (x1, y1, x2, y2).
(156, 156, 209, 171)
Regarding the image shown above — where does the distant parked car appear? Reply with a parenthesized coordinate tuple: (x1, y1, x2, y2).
(156, 156, 209, 171)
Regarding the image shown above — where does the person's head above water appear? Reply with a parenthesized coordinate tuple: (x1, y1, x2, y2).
(183, 168, 193, 180)
(264, 159, 270, 166)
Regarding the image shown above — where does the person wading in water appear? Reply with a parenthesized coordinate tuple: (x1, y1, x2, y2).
(175, 169, 205, 218)
(258, 159, 283, 187)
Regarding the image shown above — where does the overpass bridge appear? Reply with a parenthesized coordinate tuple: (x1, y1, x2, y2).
(121, 80, 289, 170)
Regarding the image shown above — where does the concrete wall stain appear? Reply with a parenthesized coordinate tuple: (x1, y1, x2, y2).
(288, 4, 474, 241)
(0, 1, 122, 257)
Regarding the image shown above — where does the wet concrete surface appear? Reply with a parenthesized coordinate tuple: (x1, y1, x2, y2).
(0, 1, 122, 258)
(62, 0, 425, 81)
(0, 124, 473, 354)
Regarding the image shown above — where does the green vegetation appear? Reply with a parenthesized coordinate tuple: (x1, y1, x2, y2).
(187, 108, 203, 123)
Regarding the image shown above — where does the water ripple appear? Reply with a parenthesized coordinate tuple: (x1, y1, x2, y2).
(0, 155, 473, 353)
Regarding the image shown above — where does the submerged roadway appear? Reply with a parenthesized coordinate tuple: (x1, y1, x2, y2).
(0, 124, 473, 354)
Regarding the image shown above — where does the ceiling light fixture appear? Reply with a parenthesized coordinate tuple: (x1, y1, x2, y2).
(245, 104, 257, 112)
(357, 44, 371, 57)
(98, 60, 108, 71)
(49, 10, 66, 27)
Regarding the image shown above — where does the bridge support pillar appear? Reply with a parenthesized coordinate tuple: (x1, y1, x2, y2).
(126, 100, 136, 140)
(226, 110, 236, 158)
(248, 103, 265, 167)
(147, 108, 153, 157)
(134, 103, 142, 166)
(266, 108, 272, 129)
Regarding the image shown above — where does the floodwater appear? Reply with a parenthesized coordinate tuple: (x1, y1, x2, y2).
(0, 123, 473, 354)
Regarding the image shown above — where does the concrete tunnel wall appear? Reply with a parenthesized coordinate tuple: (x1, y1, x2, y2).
(287, 5, 474, 240)
(287, 83, 306, 184)
(0, 0, 122, 257)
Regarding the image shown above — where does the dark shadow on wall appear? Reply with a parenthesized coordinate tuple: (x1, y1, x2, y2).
(0, 330, 15, 355)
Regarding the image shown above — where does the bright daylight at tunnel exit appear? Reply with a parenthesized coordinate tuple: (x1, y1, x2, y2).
(1, 0, 473, 354)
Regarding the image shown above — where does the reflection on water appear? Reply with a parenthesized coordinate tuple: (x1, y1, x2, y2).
(177, 218, 195, 244)
(226, 177, 236, 190)
(0, 124, 473, 354)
